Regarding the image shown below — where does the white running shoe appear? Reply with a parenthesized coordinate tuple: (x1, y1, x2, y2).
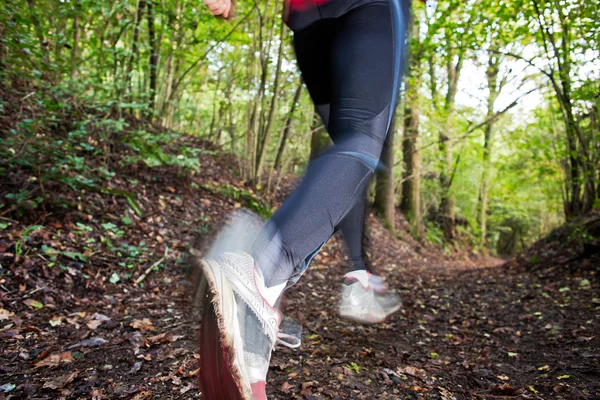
(197, 251, 299, 400)
(338, 270, 402, 324)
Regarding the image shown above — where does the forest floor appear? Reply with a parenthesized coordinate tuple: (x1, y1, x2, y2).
(1, 86, 599, 399)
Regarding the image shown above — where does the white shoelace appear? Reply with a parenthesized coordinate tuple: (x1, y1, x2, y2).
(277, 332, 301, 349)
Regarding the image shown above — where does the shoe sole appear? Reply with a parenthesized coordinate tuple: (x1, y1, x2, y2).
(339, 302, 402, 324)
(198, 258, 252, 400)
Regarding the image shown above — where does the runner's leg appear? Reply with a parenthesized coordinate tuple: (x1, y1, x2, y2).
(256, 1, 406, 288)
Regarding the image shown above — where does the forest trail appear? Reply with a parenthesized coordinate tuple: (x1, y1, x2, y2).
(1, 141, 598, 400)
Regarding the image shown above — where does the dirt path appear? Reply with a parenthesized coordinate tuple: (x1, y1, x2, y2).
(2, 242, 598, 399)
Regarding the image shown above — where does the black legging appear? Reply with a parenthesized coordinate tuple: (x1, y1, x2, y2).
(255, 0, 408, 287)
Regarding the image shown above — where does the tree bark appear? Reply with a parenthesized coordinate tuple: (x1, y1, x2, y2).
(309, 108, 330, 160)
(255, 17, 286, 181)
(27, 0, 50, 72)
(125, 0, 146, 105)
(438, 40, 464, 242)
(147, 0, 158, 114)
(70, 0, 81, 79)
(478, 51, 501, 251)
(274, 78, 303, 171)
(374, 117, 396, 230)
(400, 12, 422, 238)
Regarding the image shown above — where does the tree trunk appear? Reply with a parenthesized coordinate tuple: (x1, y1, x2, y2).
(70, 0, 81, 79)
(438, 43, 464, 242)
(374, 117, 396, 230)
(479, 51, 501, 251)
(255, 17, 286, 181)
(309, 109, 330, 160)
(147, 0, 158, 114)
(274, 78, 303, 171)
(400, 12, 422, 238)
(245, 1, 273, 181)
(125, 0, 146, 105)
(27, 0, 50, 73)
(209, 69, 223, 138)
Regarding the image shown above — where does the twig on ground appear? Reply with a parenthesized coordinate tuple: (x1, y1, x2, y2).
(134, 247, 168, 286)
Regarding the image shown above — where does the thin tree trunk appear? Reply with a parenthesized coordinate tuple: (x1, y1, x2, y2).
(374, 117, 396, 230)
(309, 108, 330, 160)
(27, 0, 50, 72)
(255, 18, 286, 181)
(438, 43, 464, 242)
(125, 0, 146, 105)
(147, 0, 158, 114)
(209, 69, 223, 138)
(70, 0, 81, 79)
(274, 78, 303, 171)
(400, 12, 422, 238)
(479, 51, 501, 251)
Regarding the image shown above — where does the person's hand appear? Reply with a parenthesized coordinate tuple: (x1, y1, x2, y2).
(203, 0, 232, 18)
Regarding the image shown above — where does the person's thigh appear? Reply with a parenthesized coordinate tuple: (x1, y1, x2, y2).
(328, 2, 395, 159)
(293, 19, 333, 123)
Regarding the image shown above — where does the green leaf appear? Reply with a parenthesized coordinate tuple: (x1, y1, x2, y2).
(76, 222, 94, 232)
(0, 222, 8, 229)
(29, 300, 44, 310)
(109, 272, 121, 284)
(63, 251, 88, 263)
(102, 222, 118, 231)
(121, 216, 132, 225)
(579, 279, 590, 287)
(507, 352, 518, 357)
(557, 375, 570, 380)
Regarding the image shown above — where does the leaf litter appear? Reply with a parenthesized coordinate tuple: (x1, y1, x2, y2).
(0, 123, 598, 398)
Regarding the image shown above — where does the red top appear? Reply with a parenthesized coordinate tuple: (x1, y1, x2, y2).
(287, 0, 330, 12)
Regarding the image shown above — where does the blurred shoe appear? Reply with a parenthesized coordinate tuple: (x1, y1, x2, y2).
(197, 251, 299, 400)
(339, 270, 401, 324)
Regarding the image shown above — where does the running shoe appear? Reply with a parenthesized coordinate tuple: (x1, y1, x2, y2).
(196, 251, 299, 400)
(338, 270, 401, 324)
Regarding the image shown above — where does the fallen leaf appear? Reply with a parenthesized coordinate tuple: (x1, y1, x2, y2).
(497, 375, 510, 381)
(147, 332, 184, 344)
(129, 361, 143, 374)
(280, 382, 293, 393)
(130, 318, 154, 332)
(49, 315, 63, 327)
(92, 313, 111, 322)
(34, 352, 74, 368)
(23, 299, 44, 310)
(187, 368, 200, 378)
(68, 337, 107, 349)
(180, 383, 193, 394)
(131, 390, 152, 400)
(491, 383, 524, 396)
(398, 366, 426, 378)
(553, 384, 567, 393)
(43, 370, 79, 390)
(87, 320, 103, 330)
(0, 383, 16, 393)
(0, 308, 15, 321)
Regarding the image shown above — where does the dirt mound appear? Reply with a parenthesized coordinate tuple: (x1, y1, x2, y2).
(511, 210, 600, 277)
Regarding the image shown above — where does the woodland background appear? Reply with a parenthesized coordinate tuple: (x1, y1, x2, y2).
(0, 0, 599, 398)
(1, 0, 599, 254)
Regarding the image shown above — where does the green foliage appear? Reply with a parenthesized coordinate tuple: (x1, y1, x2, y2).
(15, 225, 44, 257)
(0, 0, 597, 254)
(205, 184, 272, 219)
